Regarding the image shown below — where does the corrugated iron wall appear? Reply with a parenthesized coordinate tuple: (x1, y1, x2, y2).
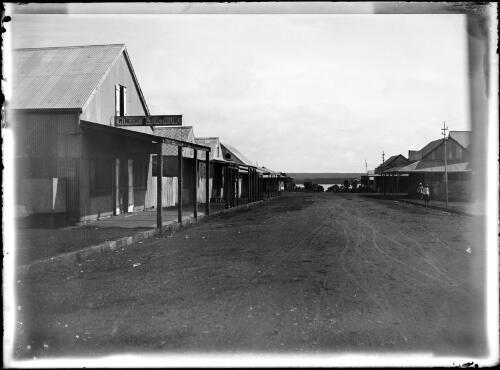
(146, 177, 178, 208)
(12, 110, 82, 219)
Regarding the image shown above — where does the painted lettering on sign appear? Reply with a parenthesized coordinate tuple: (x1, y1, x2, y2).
(115, 115, 182, 126)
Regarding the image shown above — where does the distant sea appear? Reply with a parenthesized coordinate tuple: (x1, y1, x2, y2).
(296, 183, 340, 190)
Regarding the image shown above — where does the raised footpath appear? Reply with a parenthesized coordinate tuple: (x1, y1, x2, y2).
(16, 200, 267, 277)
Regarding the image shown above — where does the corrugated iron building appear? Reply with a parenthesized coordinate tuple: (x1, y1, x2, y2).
(194, 137, 226, 202)
(10, 44, 160, 223)
(150, 126, 214, 206)
(374, 154, 410, 193)
(398, 131, 472, 201)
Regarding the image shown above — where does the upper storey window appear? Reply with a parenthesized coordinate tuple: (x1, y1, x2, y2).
(115, 84, 127, 117)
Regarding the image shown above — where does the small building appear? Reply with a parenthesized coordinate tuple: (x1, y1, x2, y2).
(261, 166, 284, 196)
(360, 170, 376, 192)
(194, 137, 226, 203)
(221, 143, 262, 206)
(374, 154, 410, 193)
(398, 131, 471, 201)
(151, 126, 199, 207)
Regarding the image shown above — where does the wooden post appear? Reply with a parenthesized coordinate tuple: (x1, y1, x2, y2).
(231, 167, 235, 207)
(253, 170, 258, 202)
(228, 166, 232, 207)
(236, 167, 239, 206)
(248, 169, 252, 203)
(112, 158, 117, 215)
(178, 145, 183, 224)
(267, 175, 269, 199)
(156, 143, 162, 229)
(258, 173, 261, 200)
(224, 165, 229, 209)
(250, 168, 255, 202)
(193, 149, 198, 221)
(205, 150, 210, 216)
(254, 170, 257, 201)
(256, 172, 259, 200)
(444, 134, 449, 209)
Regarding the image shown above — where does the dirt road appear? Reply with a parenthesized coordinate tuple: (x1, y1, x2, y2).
(13, 193, 486, 358)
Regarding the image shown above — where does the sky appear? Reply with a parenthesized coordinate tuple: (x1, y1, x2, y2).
(7, 7, 470, 173)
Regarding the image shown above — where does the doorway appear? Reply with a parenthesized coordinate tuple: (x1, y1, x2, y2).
(114, 158, 134, 214)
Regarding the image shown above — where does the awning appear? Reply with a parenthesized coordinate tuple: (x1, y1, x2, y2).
(80, 120, 210, 152)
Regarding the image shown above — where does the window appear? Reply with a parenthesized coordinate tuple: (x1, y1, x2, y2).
(448, 147, 453, 160)
(90, 159, 113, 195)
(115, 84, 127, 117)
(151, 155, 168, 177)
(134, 160, 148, 190)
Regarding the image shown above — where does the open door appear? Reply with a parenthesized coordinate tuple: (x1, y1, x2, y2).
(127, 159, 134, 212)
(114, 158, 130, 214)
(114, 158, 121, 215)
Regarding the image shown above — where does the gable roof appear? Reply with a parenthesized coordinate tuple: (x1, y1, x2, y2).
(9, 44, 149, 113)
(380, 155, 399, 168)
(449, 131, 471, 149)
(195, 137, 224, 160)
(261, 166, 281, 175)
(221, 143, 256, 167)
(376, 154, 408, 172)
(154, 126, 196, 157)
(420, 138, 442, 158)
(154, 126, 194, 143)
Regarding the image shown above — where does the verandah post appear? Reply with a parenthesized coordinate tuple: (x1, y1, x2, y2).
(205, 150, 210, 216)
(193, 149, 198, 221)
(178, 145, 183, 224)
(156, 142, 162, 229)
(248, 168, 252, 204)
(225, 165, 229, 209)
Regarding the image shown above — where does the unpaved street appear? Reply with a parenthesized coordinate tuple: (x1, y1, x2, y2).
(14, 193, 485, 357)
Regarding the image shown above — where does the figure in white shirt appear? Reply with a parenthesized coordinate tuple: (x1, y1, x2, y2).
(422, 184, 430, 207)
(417, 182, 424, 200)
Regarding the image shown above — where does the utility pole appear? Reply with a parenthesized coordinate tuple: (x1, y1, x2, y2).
(441, 122, 449, 209)
(365, 160, 368, 174)
(382, 151, 386, 196)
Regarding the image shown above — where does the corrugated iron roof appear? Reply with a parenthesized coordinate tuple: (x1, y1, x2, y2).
(195, 137, 224, 160)
(380, 155, 399, 168)
(395, 160, 471, 173)
(420, 139, 442, 158)
(261, 166, 281, 175)
(221, 143, 256, 167)
(154, 126, 196, 157)
(375, 154, 408, 173)
(449, 131, 471, 149)
(10, 44, 126, 110)
(154, 126, 194, 142)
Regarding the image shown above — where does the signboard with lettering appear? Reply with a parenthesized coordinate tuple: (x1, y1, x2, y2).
(115, 115, 182, 126)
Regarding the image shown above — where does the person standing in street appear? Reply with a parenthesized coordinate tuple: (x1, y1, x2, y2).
(423, 183, 430, 207)
(417, 182, 424, 200)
